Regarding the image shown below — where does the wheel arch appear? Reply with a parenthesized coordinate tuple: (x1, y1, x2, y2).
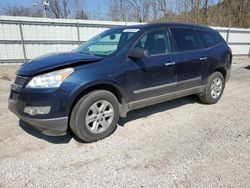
(212, 66, 227, 79)
(68, 82, 128, 121)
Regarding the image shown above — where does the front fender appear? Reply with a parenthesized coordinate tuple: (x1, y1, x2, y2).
(63, 76, 128, 117)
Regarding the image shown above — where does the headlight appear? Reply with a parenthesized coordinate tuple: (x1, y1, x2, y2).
(26, 68, 74, 88)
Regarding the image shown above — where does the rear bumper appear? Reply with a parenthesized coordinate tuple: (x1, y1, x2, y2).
(9, 99, 68, 136)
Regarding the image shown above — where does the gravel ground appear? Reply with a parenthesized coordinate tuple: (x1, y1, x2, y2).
(0, 58, 250, 188)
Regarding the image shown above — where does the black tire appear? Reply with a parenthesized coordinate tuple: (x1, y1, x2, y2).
(69, 95, 88, 135)
(70, 90, 120, 143)
(199, 71, 225, 104)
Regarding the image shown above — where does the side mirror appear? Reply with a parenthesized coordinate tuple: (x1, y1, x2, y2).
(129, 47, 149, 59)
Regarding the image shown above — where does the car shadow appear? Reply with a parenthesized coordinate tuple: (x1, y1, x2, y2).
(244, 65, 250, 70)
(19, 95, 201, 144)
(19, 120, 73, 144)
(118, 95, 201, 126)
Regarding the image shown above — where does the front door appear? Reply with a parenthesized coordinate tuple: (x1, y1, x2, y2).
(127, 28, 177, 105)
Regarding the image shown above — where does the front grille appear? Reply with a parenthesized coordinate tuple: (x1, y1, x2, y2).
(10, 91, 19, 101)
(14, 76, 27, 87)
(9, 76, 28, 101)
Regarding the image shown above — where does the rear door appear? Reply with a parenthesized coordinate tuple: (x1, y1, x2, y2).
(196, 29, 227, 80)
(127, 28, 178, 103)
(170, 28, 207, 91)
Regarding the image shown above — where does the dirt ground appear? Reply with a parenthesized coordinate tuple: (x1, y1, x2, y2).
(0, 58, 250, 187)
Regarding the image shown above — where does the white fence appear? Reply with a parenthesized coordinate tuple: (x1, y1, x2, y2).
(0, 16, 250, 63)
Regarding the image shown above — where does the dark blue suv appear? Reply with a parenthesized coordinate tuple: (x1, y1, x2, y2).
(9, 23, 232, 142)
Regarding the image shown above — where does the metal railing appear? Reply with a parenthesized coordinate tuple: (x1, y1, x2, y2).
(0, 16, 250, 63)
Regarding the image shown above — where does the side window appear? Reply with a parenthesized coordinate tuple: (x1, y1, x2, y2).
(197, 30, 221, 48)
(171, 28, 200, 51)
(135, 29, 171, 56)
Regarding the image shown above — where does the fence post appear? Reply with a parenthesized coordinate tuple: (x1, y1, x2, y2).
(76, 23, 80, 46)
(248, 46, 250, 58)
(226, 28, 230, 43)
(18, 20, 27, 61)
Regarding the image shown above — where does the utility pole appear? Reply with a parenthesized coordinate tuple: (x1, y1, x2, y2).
(204, 0, 208, 25)
(43, 0, 50, 18)
(33, 0, 49, 18)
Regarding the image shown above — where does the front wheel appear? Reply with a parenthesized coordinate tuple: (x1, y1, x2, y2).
(70, 90, 120, 143)
(199, 71, 225, 104)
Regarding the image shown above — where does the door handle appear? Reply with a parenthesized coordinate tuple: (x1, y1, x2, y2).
(165, 62, 176, 66)
(200, 57, 208, 61)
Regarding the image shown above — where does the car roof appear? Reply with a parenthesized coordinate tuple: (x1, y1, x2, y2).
(114, 22, 214, 32)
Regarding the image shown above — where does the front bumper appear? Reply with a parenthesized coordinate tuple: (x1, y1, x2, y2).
(8, 75, 72, 136)
(9, 99, 68, 136)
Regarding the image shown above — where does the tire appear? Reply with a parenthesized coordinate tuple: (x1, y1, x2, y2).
(199, 71, 225, 104)
(70, 90, 120, 143)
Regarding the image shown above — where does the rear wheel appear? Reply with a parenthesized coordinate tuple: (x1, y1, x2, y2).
(70, 90, 120, 143)
(199, 71, 225, 104)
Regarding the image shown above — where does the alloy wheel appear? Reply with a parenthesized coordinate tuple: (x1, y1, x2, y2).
(210, 78, 223, 99)
(85, 100, 114, 134)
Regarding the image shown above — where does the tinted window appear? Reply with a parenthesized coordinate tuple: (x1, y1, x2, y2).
(135, 29, 171, 56)
(197, 30, 221, 48)
(171, 28, 200, 51)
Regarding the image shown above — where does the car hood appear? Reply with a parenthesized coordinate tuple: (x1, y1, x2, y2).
(17, 52, 103, 76)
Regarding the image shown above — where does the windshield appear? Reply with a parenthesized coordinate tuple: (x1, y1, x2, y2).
(75, 28, 140, 57)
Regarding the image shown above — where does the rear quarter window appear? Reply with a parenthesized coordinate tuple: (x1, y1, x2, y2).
(197, 30, 221, 48)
